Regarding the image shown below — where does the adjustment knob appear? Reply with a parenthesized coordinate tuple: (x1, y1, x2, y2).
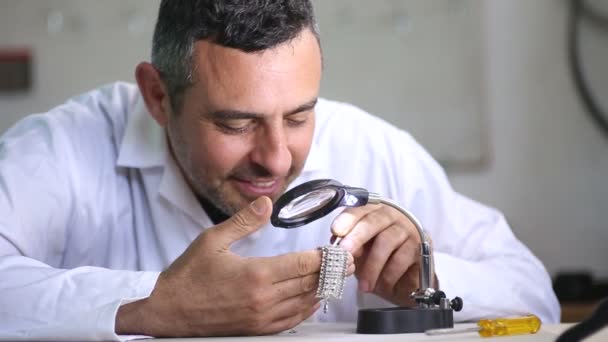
(450, 296, 464, 312)
(431, 290, 446, 305)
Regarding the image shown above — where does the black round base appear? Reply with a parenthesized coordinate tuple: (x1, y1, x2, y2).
(356, 306, 454, 334)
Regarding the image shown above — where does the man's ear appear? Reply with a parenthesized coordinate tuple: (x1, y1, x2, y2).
(135, 62, 170, 127)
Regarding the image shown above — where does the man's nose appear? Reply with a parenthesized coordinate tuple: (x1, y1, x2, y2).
(250, 124, 292, 177)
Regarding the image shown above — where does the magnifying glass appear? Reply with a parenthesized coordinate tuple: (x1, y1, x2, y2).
(272, 179, 368, 227)
(271, 179, 463, 334)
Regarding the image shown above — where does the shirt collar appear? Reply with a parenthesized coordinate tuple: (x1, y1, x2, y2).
(116, 96, 166, 168)
(301, 133, 324, 173)
(116, 98, 203, 228)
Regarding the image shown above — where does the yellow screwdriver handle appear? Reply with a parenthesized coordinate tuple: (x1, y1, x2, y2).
(478, 314, 542, 337)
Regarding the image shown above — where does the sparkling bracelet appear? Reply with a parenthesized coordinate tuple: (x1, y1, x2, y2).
(316, 245, 348, 313)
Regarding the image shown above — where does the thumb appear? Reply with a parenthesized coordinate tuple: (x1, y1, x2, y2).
(213, 196, 272, 249)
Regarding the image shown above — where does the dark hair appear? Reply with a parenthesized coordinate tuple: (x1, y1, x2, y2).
(151, 0, 319, 112)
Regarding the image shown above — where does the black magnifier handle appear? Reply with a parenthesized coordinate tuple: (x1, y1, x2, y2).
(339, 186, 370, 206)
(330, 186, 370, 246)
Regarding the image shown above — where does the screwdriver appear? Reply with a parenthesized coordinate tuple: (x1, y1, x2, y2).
(425, 314, 542, 337)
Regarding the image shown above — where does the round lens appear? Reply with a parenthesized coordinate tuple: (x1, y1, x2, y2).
(278, 188, 338, 220)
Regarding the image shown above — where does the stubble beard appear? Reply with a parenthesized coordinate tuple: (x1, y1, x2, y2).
(188, 167, 298, 216)
(168, 135, 300, 217)
(166, 120, 306, 217)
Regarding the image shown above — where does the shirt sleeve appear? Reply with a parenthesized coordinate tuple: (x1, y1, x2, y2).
(0, 114, 160, 341)
(396, 132, 560, 324)
(0, 256, 159, 341)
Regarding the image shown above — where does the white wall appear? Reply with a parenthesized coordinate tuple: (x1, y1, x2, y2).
(313, 0, 488, 167)
(449, 0, 608, 278)
(1, 0, 607, 278)
(0, 0, 158, 127)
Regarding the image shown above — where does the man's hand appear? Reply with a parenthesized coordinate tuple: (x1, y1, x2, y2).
(331, 204, 435, 307)
(116, 196, 353, 337)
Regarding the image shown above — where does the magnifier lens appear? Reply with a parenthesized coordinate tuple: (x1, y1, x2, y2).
(278, 188, 337, 220)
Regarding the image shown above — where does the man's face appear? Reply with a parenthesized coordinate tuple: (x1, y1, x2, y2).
(166, 29, 322, 215)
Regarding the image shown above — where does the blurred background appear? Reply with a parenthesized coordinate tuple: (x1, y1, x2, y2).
(1, 0, 607, 321)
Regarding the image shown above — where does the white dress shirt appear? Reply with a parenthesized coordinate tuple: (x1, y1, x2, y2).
(0, 82, 560, 341)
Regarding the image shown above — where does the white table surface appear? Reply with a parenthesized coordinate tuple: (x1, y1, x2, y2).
(151, 322, 608, 341)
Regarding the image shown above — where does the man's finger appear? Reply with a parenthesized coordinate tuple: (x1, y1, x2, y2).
(209, 196, 272, 249)
(262, 250, 322, 282)
(274, 291, 320, 321)
(330, 206, 376, 237)
(338, 208, 395, 254)
(376, 241, 417, 295)
(273, 273, 319, 299)
(261, 299, 320, 335)
(356, 224, 406, 292)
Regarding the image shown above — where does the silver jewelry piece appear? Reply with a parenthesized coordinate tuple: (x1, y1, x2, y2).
(316, 244, 348, 313)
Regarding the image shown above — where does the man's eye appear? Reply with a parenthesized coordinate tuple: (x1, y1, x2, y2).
(286, 118, 307, 127)
(286, 114, 310, 127)
(217, 120, 253, 133)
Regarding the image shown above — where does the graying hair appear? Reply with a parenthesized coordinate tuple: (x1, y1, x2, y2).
(151, 0, 320, 113)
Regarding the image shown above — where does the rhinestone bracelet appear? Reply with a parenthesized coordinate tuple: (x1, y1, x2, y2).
(316, 245, 348, 313)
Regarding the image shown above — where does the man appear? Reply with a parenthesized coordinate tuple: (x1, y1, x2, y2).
(0, 0, 559, 340)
